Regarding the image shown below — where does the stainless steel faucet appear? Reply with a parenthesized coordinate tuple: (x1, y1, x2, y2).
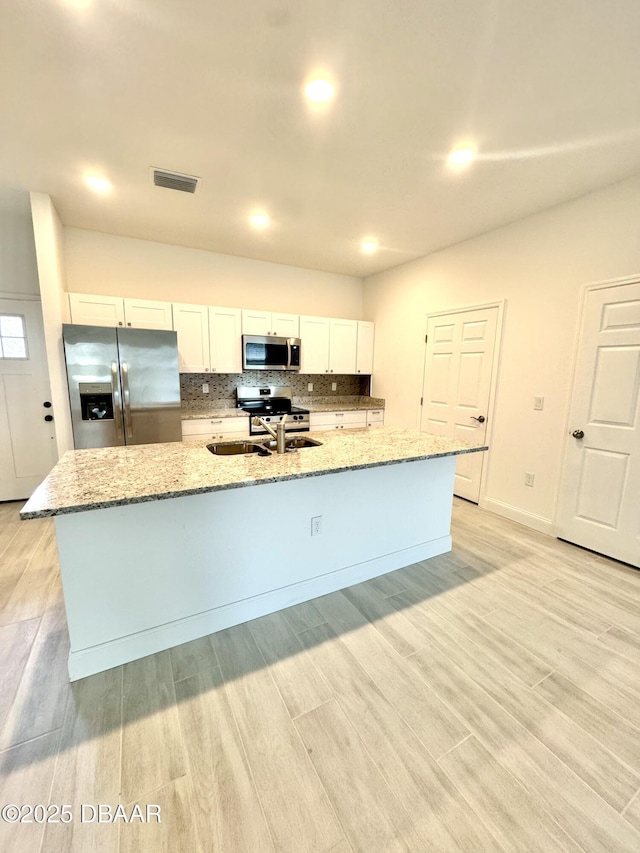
(253, 414, 288, 453)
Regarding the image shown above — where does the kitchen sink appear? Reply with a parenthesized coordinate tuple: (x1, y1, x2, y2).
(207, 441, 270, 456)
(261, 436, 323, 451)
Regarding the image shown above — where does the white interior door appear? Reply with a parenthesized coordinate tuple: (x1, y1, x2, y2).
(557, 281, 640, 567)
(420, 306, 498, 502)
(0, 299, 58, 501)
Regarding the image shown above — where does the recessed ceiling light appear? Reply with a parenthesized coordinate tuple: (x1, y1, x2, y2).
(361, 237, 378, 253)
(304, 78, 335, 104)
(249, 211, 270, 229)
(84, 174, 112, 194)
(447, 145, 477, 168)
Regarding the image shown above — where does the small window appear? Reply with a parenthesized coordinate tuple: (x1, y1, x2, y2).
(0, 314, 28, 359)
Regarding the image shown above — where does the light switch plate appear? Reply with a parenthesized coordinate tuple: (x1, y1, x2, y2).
(331, 382, 337, 391)
(307, 382, 313, 392)
(202, 383, 209, 394)
(533, 396, 544, 410)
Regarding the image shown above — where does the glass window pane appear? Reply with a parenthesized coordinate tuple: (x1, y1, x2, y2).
(0, 315, 24, 337)
(2, 337, 27, 358)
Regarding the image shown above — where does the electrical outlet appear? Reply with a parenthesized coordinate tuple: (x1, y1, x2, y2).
(533, 396, 544, 410)
(307, 382, 313, 392)
(331, 382, 337, 391)
(311, 515, 322, 536)
(524, 472, 535, 487)
(202, 383, 209, 394)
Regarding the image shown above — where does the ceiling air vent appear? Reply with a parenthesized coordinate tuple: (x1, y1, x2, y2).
(152, 168, 200, 194)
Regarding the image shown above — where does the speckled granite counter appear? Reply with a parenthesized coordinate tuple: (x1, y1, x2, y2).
(181, 407, 244, 420)
(21, 427, 484, 519)
(180, 395, 385, 420)
(297, 395, 385, 412)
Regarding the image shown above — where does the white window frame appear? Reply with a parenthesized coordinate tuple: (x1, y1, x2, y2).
(0, 313, 29, 360)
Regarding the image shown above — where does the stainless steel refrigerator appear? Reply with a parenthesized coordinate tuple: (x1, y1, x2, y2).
(63, 324, 182, 449)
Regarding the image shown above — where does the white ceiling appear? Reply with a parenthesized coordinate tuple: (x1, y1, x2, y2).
(2, 1, 640, 277)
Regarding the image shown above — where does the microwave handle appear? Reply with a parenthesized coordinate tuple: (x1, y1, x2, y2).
(287, 339, 292, 369)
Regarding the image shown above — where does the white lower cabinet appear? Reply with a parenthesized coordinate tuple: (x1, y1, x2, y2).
(181, 416, 249, 443)
(310, 410, 367, 430)
(310, 409, 384, 431)
(366, 409, 384, 427)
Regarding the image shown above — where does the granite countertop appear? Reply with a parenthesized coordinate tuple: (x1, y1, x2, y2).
(21, 427, 487, 519)
(181, 408, 244, 420)
(301, 396, 385, 413)
(180, 396, 385, 420)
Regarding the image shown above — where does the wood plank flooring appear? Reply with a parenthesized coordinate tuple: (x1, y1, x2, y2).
(1, 496, 639, 852)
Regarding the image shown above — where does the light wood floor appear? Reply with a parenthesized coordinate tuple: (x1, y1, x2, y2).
(1, 497, 640, 852)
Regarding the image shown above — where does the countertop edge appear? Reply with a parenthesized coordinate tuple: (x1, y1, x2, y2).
(21, 444, 488, 520)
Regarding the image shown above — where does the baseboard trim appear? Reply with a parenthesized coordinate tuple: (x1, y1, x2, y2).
(67, 535, 451, 681)
(479, 497, 554, 535)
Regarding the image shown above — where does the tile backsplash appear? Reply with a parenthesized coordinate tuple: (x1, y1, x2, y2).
(180, 372, 370, 408)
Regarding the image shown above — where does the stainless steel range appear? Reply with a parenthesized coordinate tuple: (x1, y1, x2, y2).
(237, 386, 310, 436)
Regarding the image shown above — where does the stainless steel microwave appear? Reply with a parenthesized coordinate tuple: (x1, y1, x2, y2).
(242, 335, 301, 371)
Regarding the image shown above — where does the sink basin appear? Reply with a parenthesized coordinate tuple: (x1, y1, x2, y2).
(207, 441, 270, 456)
(261, 436, 323, 451)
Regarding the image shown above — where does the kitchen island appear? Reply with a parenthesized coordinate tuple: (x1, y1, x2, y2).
(22, 428, 487, 680)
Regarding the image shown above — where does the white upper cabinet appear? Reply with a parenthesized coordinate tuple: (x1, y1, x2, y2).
(299, 315, 331, 373)
(68, 293, 125, 327)
(68, 293, 172, 330)
(241, 309, 270, 336)
(209, 306, 242, 373)
(356, 321, 375, 374)
(242, 309, 299, 338)
(300, 316, 364, 374)
(69, 293, 373, 376)
(272, 312, 300, 337)
(166, 303, 241, 373)
(122, 298, 173, 330)
(329, 318, 357, 374)
(172, 303, 210, 373)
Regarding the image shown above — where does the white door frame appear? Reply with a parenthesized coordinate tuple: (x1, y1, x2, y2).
(421, 299, 506, 505)
(554, 272, 640, 536)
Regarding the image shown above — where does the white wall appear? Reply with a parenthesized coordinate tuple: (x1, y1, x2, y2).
(364, 175, 640, 531)
(0, 187, 40, 298)
(30, 193, 74, 456)
(64, 228, 364, 319)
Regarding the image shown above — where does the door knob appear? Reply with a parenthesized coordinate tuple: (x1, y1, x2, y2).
(44, 414, 54, 422)
(572, 429, 584, 439)
(471, 415, 486, 423)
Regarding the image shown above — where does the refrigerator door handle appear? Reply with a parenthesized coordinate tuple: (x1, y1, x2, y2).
(121, 362, 133, 440)
(111, 362, 124, 440)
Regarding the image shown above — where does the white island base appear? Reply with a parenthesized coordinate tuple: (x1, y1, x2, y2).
(54, 455, 456, 681)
